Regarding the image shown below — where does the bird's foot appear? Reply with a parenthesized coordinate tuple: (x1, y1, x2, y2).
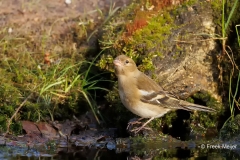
(128, 117, 155, 134)
(127, 118, 144, 130)
(131, 125, 152, 134)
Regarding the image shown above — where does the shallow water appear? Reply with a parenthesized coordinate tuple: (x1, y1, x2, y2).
(1, 141, 240, 160)
(1, 149, 240, 160)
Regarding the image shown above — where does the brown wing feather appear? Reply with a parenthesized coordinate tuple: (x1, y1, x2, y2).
(141, 91, 216, 112)
(136, 72, 163, 92)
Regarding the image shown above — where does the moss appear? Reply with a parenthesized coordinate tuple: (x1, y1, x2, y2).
(184, 91, 220, 136)
(99, 0, 207, 73)
(99, 0, 178, 72)
(149, 111, 177, 132)
(103, 82, 135, 132)
(99, 1, 178, 86)
(210, 0, 223, 34)
(98, 0, 223, 134)
(0, 115, 7, 132)
(0, 24, 108, 133)
(185, 91, 221, 111)
(148, 91, 220, 136)
(220, 114, 240, 141)
(127, 10, 174, 71)
(98, 0, 183, 131)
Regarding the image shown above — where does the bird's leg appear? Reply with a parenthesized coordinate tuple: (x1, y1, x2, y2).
(131, 117, 155, 133)
(127, 117, 144, 130)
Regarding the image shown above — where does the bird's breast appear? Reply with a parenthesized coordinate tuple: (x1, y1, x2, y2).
(130, 101, 171, 118)
(117, 76, 171, 118)
(119, 90, 171, 118)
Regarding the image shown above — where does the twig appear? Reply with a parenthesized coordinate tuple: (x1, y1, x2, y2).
(174, 37, 227, 43)
(5, 93, 33, 136)
(226, 45, 239, 71)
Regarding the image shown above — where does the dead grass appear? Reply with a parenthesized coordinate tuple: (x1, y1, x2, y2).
(0, 0, 129, 134)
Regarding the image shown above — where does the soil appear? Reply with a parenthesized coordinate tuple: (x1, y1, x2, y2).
(1, 0, 130, 35)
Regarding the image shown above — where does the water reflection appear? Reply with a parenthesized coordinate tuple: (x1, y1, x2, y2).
(1, 146, 240, 160)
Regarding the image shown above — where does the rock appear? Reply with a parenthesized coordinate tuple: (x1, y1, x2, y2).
(99, 0, 221, 135)
(153, 2, 220, 103)
(100, 1, 222, 104)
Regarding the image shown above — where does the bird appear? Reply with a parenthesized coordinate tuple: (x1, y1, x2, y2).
(113, 54, 216, 133)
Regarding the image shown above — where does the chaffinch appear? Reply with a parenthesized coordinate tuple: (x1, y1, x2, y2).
(113, 55, 216, 133)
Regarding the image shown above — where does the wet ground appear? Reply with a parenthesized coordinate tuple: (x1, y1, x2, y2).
(1, 139, 240, 160)
(1, 127, 240, 160)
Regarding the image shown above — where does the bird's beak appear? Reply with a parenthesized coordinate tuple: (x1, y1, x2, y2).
(113, 59, 122, 66)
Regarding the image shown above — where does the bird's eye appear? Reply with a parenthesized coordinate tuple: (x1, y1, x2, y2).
(125, 60, 129, 64)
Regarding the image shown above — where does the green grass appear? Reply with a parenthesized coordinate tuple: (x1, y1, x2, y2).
(11, 58, 109, 132)
(0, 39, 111, 133)
(224, 0, 240, 118)
(220, 0, 240, 131)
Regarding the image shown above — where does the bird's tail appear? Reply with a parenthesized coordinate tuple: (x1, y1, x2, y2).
(179, 100, 216, 112)
(146, 91, 216, 113)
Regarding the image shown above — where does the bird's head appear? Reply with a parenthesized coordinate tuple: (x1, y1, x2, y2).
(113, 55, 138, 77)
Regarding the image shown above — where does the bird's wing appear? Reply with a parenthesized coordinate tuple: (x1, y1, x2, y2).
(140, 91, 191, 110)
(135, 71, 215, 112)
(140, 91, 216, 112)
(136, 72, 163, 93)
